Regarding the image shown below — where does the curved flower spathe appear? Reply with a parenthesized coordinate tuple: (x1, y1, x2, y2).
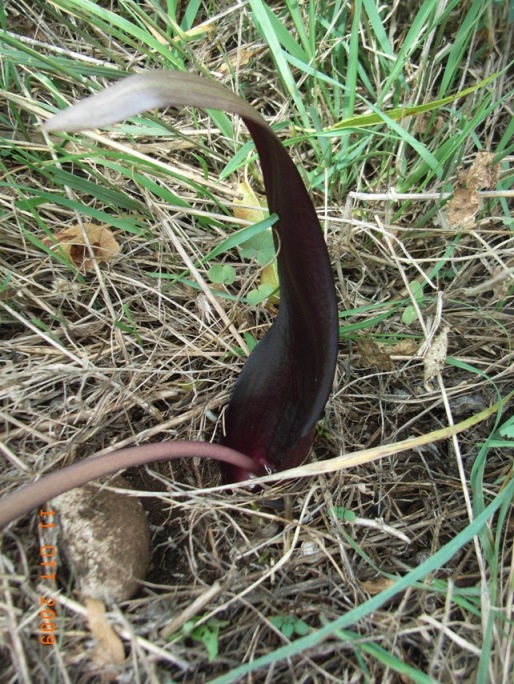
(0, 70, 338, 529)
(42, 71, 338, 482)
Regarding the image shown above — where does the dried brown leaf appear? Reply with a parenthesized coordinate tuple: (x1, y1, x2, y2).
(424, 325, 450, 391)
(389, 340, 419, 356)
(447, 151, 499, 229)
(359, 577, 397, 595)
(84, 596, 125, 674)
(42, 223, 120, 270)
(462, 150, 499, 190)
(447, 186, 481, 229)
(357, 339, 393, 371)
(218, 45, 266, 74)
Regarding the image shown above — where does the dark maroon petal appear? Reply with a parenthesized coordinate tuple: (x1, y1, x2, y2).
(43, 70, 338, 483)
(221, 120, 338, 480)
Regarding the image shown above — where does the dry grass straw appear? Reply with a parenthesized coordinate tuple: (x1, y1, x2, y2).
(1, 0, 513, 682)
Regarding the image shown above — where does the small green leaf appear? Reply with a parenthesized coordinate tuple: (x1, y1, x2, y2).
(402, 281, 425, 325)
(410, 281, 424, 302)
(292, 619, 310, 636)
(498, 415, 514, 439)
(244, 331, 259, 352)
(192, 624, 219, 661)
(208, 263, 237, 285)
(333, 506, 357, 522)
(181, 617, 229, 662)
(114, 320, 133, 334)
(402, 305, 417, 326)
(282, 622, 294, 638)
(239, 229, 276, 266)
(114, 304, 143, 344)
(246, 283, 275, 305)
(0, 272, 12, 293)
(270, 615, 310, 639)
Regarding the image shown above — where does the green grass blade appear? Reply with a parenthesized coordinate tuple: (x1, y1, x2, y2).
(209, 474, 514, 683)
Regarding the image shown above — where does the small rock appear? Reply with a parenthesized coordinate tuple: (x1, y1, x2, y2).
(53, 476, 150, 602)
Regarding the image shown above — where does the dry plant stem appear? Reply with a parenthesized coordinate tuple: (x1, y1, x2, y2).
(348, 190, 514, 200)
(1, 301, 87, 367)
(247, 391, 514, 485)
(158, 210, 249, 355)
(437, 373, 490, 638)
(160, 581, 224, 638)
(1, 562, 31, 682)
(0, 442, 262, 529)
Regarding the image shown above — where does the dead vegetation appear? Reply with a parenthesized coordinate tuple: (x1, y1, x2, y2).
(0, 1, 513, 682)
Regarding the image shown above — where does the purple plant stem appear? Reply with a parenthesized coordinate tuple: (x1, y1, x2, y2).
(0, 442, 263, 528)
